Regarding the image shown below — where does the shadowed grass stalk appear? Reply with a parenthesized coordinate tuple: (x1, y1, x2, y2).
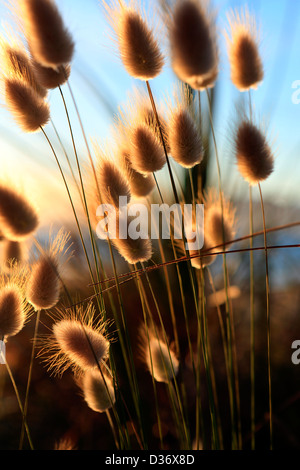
(132, 263, 164, 449)
(19, 309, 41, 450)
(258, 182, 272, 450)
(151, 175, 204, 441)
(1, 352, 33, 449)
(140, 262, 190, 448)
(248, 89, 255, 450)
(205, 88, 240, 449)
(198, 268, 224, 449)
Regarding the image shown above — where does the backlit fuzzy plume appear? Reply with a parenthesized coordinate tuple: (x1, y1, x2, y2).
(204, 189, 236, 253)
(234, 118, 274, 184)
(175, 205, 216, 268)
(26, 229, 71, 311)
(111, 212, 152, 264)
(113, 119, 156, 198)
(129, 123, 165, 174)
(4, 77, 50, 132)
(117, 144, 155, 198)
(105, 0, 164, 80)
(39, 304, 111, 376)
(17, 0, 75, 69)
(165, 0, 218, 90)
(140, 326, 179, 383)
(32, 61, 71, 89)
(167, 85, 203, 168)
(0, 184, 39, 241)
(94, 143, 131, 209)
(1, 240, 24, 271)
(226, 8, 263, 91)
(0, 35, 47, 98)
(117, 88, 167, 174)
(186, 224, 217, 269)
(0, 267, 31, 339)
(81, 367, 116, 413)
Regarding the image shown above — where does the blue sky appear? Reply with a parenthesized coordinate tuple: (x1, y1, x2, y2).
(0, 0, 299, 229)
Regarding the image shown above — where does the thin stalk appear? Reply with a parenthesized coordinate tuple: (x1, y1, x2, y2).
(249, 185, 255, 450)
(133, 264, 164, 449)
(140, 262, 191, 448)
(258, 182, 273, 450)
(205, 88, 239, 449)
(248, 89, 255, 450)
(1, 354, 33, 449)
(19, 309, 41, 450)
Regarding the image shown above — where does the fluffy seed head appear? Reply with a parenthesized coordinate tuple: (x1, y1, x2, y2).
(140, 327, 179, 383)
(0, 184, 39, 241)
(94, 144, 131, 209)
(0, 37, 47, 98)
(53, 320, 109, 372)
(129, 124, 165, 174)
(186, 227, 217, 269)
(81, 368, 115, 413)
(4, 77, 50, 132)
(117, 145, 155, 198)
(105, 1, 164, 80)
(111, 212, 152, 264)
(226, 8, 263, 91)
(39, 304, 111, 376)
(204, 189, 236, 253)
(17, 0, 74, 68)
(234, 118, 274, 184)
(26, 255, 60, 311)
(26, 229, 71, 311)
(0, 266, 31, 339)
(1, 240, 23, 271)
(32, 61, 71, 89)
(167, 86, 203, 168)
(0, 284, 26, 338)
(167, 0, 218, 89)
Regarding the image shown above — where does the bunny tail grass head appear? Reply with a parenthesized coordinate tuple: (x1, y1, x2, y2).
(110, 209, 152, 265)
(234, 117, 274, 185)
(0, 266, 31, 339)
(1, 240, 25, 272)
(0, 183, 39, 241)
(39, 303, 111, 376)
(26, 229, 71, 311)
(117, 144, 155, 198)
(113, 118, 156, 198)
(204, 189, 236, 253)
(139, 326, 179, 383)
(166, 0, 218, 90)
(17, 0, 74, 69)
(129, 123, 165, 174)
(32, 61, 71, 89)
(3, 76, 50, 132)
(167, 85, 203, 168)
(226, 7, 263, 91)
(0, 34, 47, 98)
(105, 0, 164, 80)
(81, 367, 116, 413)
(117, 88, 166, 174)
(94, 142, 131, 209)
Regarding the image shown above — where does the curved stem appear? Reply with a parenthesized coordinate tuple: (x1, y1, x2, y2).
(19, 310, 41, 450)
(258, 182, 273, 450)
